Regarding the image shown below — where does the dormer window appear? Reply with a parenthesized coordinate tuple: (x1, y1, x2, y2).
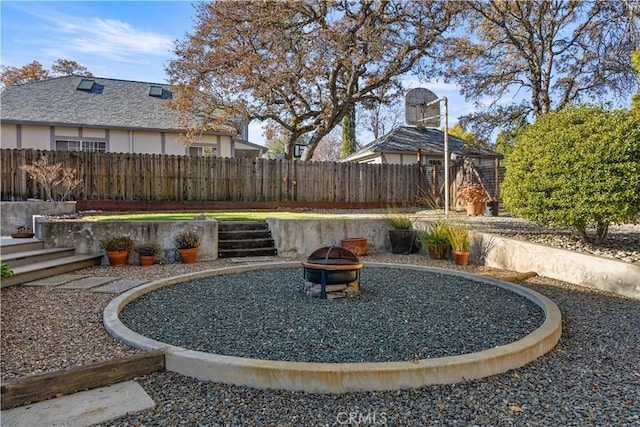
(77, 79, 95, 91)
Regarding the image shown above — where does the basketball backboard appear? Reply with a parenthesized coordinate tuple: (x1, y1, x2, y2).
(405, 88, 441, 127)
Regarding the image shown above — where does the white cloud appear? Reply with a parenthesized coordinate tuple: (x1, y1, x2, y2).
(57, 18, 173, 62)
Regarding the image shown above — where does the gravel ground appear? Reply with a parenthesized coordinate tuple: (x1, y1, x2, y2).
(1, 212, 639, 426)
(120, 267, 544, 363)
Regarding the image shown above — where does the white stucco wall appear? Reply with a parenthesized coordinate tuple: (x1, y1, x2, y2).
(1, 124, 17, 148)
(22, 125, 50, 150)
(132, 131, 162, 154)
(54, 127, 80, 137)
(83, 128, 107, 138)
(165, 133, 186, 155)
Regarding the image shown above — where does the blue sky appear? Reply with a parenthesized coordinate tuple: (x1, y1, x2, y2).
(1, 1, 479, 145)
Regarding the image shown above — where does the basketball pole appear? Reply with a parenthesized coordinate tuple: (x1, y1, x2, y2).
(417, 96, 449, 217)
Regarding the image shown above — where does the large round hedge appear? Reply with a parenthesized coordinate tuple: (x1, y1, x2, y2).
(501, 106, 640, 244)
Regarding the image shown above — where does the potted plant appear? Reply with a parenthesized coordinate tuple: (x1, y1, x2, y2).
(457, 183, 489, 216)
(174, 230, 201, 263)
(446, 223, 471, 265)
(385, 208, 419, 254)
(418, 220, 451, 259)
(11, 225, 34, 239)
(100, 236, 134, 266)
(134, 242, 162, 266)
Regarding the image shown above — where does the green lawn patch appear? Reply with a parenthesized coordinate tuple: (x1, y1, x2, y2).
(84, 211, 350, 221)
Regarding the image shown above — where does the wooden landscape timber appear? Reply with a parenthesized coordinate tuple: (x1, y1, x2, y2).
(0, 349, 165, 410)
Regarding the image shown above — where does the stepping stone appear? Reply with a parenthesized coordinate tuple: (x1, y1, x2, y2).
(22, 274, 88, 287)
(91, 279, 149, 294)
(58, 277, 118, 290)
(1, 381, 155, 427)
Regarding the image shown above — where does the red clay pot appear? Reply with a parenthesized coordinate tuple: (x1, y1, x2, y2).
(106, 250, 129, 267)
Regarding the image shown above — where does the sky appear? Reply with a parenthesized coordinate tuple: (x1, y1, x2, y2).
(0, 0, 481, 146)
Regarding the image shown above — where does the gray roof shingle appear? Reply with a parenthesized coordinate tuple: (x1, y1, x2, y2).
(343, 126, 502, 161)
(0, 76, 227, 133)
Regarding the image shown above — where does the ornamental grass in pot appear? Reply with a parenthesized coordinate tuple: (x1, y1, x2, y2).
(174, 230, 201, 263)
(418, 220, 451, 260)
(446, 223, 471, 266)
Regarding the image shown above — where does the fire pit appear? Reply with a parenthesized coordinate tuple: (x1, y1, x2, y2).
(301, 244, 363, 299)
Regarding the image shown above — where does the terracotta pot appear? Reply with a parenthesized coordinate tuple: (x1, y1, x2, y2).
(178, 247, 198, 264)
(340, 237, 367, 256)
(11, 233, 35, 238)
(452, 250, 470, 266)
(427, 242, 449, 259)
(465, 202, 485, 216)
(106, 250, 129, 267)
(139, 255, 155, 266)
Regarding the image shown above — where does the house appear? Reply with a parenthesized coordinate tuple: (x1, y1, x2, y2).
(0, 76, 266, 158)
(342, 125, 501, 166)
(343, 125, 504, 202)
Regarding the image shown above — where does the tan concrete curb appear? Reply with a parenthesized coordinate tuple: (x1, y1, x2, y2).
(104, 262, 562, 393)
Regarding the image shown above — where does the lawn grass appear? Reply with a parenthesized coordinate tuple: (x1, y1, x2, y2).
(84, 211, 352, 221)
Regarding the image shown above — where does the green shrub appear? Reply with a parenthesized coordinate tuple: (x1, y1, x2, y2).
(1, 262, 13, 279)
(502, 105, 640, 244)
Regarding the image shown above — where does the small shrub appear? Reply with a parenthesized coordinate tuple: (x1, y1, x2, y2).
(174, 230, 201, 249)
(20, 154, 82, 201)
(134, 242, 162, 256)
(1, 262, 14, 279)
(456, 183, 489, 204)
(100, 236, 134, 252)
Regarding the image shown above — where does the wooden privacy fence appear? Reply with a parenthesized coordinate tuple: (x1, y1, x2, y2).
(0, 149, 420, 204)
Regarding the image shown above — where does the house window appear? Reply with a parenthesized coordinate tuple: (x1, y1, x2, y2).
(56, 139, 106, 152)
(427, 159, 442, 166)
(189, 146, 216, 157)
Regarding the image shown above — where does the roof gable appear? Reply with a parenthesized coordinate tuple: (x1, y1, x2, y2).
(344, 126, 502, 161)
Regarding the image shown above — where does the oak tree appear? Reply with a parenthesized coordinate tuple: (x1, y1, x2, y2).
(1, 59, 93, 89)
(436, 0, 640, 140)
(167, 0, 456, 159)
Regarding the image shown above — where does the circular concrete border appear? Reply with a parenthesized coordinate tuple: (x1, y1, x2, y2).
(103, 262, 562, 394)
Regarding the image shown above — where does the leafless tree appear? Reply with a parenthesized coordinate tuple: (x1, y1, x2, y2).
(166, 1, 457, 160)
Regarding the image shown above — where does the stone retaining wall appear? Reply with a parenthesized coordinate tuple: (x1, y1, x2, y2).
(35, 219, 218, 264)
(0, 201, 76, 236)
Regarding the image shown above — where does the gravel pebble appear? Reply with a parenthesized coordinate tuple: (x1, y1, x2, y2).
(120, 267, 544, 362)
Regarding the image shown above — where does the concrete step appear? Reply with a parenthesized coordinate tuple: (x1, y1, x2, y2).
(218, 229, 272, 240)
(218, 221, 269, 232)
(217, 221, 277, 258)
(0, 239, 44, 255)
(1, 254, 103, 288)
(218, 247, 278, 258)
(2, 247, 76, 267)
(218, 238, 275, 250)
